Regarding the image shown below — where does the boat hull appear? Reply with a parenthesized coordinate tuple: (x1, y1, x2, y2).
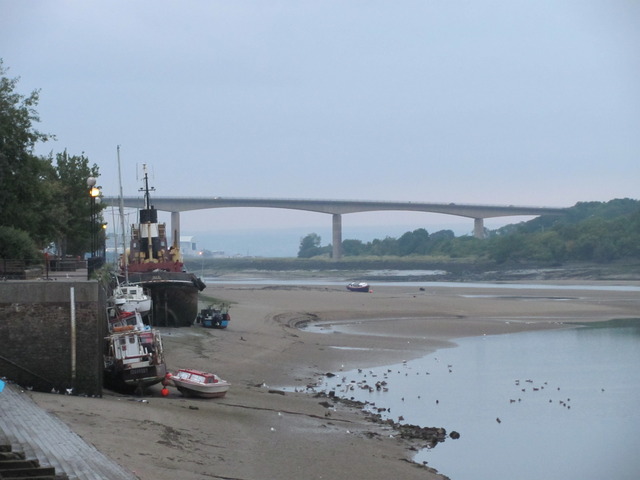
(125, 271, 205, 327)
(347, 282, 370, 293)
(103, 328, 167, 393)
(104, 363, 167, 390)
(174, 382, 229, 398)
(169, 369, 230, 398)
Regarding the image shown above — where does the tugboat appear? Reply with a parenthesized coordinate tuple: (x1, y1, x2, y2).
(121, 165, 206, 327)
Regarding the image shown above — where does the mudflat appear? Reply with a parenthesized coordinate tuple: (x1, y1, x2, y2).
(31, 281, 640, 480)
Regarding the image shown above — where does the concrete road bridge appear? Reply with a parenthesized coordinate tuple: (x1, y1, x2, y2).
(102, 196, 566, 259)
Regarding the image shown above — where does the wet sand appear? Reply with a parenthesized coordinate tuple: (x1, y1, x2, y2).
(30, 281, 640, 480)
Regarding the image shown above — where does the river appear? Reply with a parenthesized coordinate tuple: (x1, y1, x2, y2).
(313, 319, 640, 480)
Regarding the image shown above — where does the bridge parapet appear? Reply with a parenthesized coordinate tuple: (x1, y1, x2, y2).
(103, 196, 566, 219)
(102, 196, 567, 257)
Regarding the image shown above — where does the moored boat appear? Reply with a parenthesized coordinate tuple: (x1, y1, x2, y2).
(167, 368, 230, 398)
(111, 282, 152, 316)
(103, 310, 166, 392)
(196, 304, 231, 329)
(120, 165, 206, 327)
(347, 282, 370, 293)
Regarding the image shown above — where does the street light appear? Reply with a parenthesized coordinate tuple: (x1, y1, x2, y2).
(87, 177, 101, 278)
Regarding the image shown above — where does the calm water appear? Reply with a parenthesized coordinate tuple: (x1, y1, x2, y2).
(315, 320, 640, 480)
(204, 276, 640, 292)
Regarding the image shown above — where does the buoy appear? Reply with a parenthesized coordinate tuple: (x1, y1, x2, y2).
(161, 387, 169, 397)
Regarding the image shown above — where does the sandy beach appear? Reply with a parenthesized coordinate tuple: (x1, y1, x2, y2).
(29, 280, 640, 480)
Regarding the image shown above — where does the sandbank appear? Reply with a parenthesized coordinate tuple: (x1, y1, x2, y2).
(30, 281, 640, 479)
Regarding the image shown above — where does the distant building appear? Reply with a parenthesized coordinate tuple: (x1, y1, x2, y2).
(180, 236, 199, 257)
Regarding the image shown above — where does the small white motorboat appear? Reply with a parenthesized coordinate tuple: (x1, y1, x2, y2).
(167, 368, 230, 398)
(112, 283, 152, 316)
(346, 282, 370, 293)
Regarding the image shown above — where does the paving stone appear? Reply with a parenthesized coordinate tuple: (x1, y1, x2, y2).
(0, 384, 136, 480)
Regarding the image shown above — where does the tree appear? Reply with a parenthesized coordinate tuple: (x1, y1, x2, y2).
(53, 150, 101, 256)
(342, 239, 366, 256)
(0, 61, 102, 258)
(298, 233, 323, 258)
(0, 226, 40, 263)
(397, 228, 430, 255)
(0, 60, 55, 247)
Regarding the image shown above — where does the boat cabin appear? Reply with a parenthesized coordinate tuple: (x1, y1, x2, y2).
(176, 369, 220, 384)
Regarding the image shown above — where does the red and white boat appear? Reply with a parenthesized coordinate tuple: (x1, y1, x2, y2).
(167, 368, 230, 398)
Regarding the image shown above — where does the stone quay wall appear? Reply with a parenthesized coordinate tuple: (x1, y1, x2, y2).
(0, 280, 107, 396)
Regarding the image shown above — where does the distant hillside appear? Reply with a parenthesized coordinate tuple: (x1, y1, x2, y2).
(486, 198, 640, 263)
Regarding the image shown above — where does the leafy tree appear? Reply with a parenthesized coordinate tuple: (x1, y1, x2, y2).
(53, 150, 102, 256)
(397, 228, 430, 256)
(0, 226, 40, 263)
(0, 60, 56, 245)
(342, 239, 366, 256)
(0, 61, 103, 258)
(298, 233, 323, 258)
(367, 236, 398, 256)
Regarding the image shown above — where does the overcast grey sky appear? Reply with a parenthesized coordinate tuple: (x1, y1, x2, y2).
(2, 0, 639, 237)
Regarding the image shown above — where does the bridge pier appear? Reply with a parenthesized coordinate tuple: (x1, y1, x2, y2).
(332, 214, 342, 260)
(171, 211, 180, 248)
(474, 218, 485, 239)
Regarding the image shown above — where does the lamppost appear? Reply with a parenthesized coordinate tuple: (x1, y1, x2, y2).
(87, 177, 101, 278)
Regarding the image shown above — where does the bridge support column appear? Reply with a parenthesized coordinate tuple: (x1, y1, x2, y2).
(474, 218, 485, 239)
(171, 211, 180, 248)
(332, 214, 342, 260)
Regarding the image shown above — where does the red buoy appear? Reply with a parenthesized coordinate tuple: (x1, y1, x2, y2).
(161, 387, 169, 397)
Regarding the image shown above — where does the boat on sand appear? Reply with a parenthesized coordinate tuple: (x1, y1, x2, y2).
(111, 283, 151, 316)
(120, 164, 206, 327)
(103, 310, 166, 392)
(196, 304, 231, 329)
(167, 368, 230, 398)
(346, 282, 370, 293)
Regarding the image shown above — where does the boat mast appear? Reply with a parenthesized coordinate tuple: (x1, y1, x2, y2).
(138, 164, 156, 261)
(117, 146, 129, 284)
(140, 164, 155, 210)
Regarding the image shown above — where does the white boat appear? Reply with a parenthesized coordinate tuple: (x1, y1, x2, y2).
(112, 283, 152, 315)
(108, 309, 149, 333)
(167, 368, 230, 398)
(103, 315, 166, 392)
(346, 282, 370, 293)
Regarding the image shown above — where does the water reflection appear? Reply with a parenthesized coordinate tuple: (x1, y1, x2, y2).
(318, 320, 640, 480)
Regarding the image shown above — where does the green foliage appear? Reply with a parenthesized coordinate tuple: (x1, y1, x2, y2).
(298, 233, 331, 258)
(53, 150, 102, 256)
(0, 60, 103, 256)
(0, 60, 57, 246)
(0, 226, 41, 263)
(487, 199, 640, 264)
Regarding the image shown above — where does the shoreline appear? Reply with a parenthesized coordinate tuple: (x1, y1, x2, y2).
(29, 280, 640, 480)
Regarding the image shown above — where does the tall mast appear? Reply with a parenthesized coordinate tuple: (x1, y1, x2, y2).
(117, 146, 129, 284)
(139, 164, 155, 210)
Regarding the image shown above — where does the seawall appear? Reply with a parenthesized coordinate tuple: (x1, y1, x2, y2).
(0, 280, 106, 396)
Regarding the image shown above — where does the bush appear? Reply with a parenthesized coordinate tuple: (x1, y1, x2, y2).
(0, 226, 41, 263)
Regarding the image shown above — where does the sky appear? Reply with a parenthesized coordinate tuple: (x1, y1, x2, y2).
(2, 1, 639, 253)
